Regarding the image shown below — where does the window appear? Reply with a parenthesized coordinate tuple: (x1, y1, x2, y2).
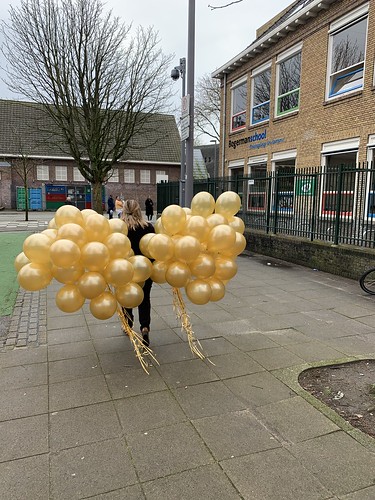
(140, 170, 151, 184)
(272, 151, 297, 212)
(231, 78, 247, 131)
(73, 167, 85, 182)
(37, 165, 49, 181)
(108, 168, 119, 183)
(55, 166, 67, 181)
(276, 45, 302, 116)
(251, 63, 271, 125)
(327, 5, 368, 99)
(247, 155, 267, 211)
(124, 169, 135, 183)
(156, 170, 166, 176)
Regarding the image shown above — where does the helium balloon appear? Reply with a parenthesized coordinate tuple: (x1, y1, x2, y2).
(55, 205, 84, 228)
(214, 256, 238, 281)
(128, 255, 153, 283)
(41, 229, 58, 241)
(150, 260, 168, 284)
(191, 192, 215, 217)
(154, 217, 166, 234)
(17, 263, 52, 291)
(184, 215, 210, 242)
(189, 253, 216, 279)
(115, 282, 144, 308)
(50, 239, 81, 268)
(206, 213, 228, 228)
(81, 209, 97, 221)
(139, 233, 156, 258)
(23, 233, 52, 265)
(90, 291, 118, 320)
(104, 233, 131, 259)
(55, 284, 85, 313)
(174, 235, 201, 263)
(57, 223, 87, 247)
(103, 258, 134, 287)
(228, 216, 245, 234)
(80, 242, 110, 272)
(182, 207, 192, 215)
(77, 271, 107, 299)
(48, 217, 57, 229)
(207, 224, 236, 253)
(215, 191, 241, 218)
(207, 277, 226, 302)
(165, 261, 191, 288)
(161, 205, 186, 235)
(219, 232, 247, 258)
(108, 218, 128, 235)
(85, 213, 111, 242)
(185, 279, 212, 305)
(14, 252, 30, 272)
(148, 234, 174, 262)
(52, 264, 84, 284)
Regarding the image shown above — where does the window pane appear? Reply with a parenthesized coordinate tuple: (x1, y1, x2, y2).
(279, 53, 301, 94)
(332, 17, 367, 73)
(253, 70, 270, 106)
(252, 103, 270, 123)
(124, 169, 135, 183)
(278, 89, 299, 114)
(140, 170, 150, 183)
(73, 167, 85, 182)
(331, 67, 363, 95)
(109, 168, 119, 182)
(37, 165, 49, 180)
(232, 83, 247, 114)
(55, 166, 67, 181)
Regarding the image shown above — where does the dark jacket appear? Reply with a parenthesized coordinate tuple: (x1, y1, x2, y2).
(127, 223, 155, 256)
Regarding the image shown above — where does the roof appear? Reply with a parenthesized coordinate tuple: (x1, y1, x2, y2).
(0, 99, 181, 164)
(212, 0, 335, 79)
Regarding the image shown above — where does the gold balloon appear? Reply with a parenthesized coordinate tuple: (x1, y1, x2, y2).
(77, 271, 107, 299)
(81, 209, 97, 221)
(55, 284, 85, 313)
(17, 263, 52, 291)
(14, 252, 30, 272)
(57, 223, 87, 247)
(207, 224, 236, 253)
(104, 233, 131, 259)
(55, 205, 84, 228)
(214, 256, 238, 281)
(41, 228, 58, 241)
(23, 233, 52, 265)
(52, 264, 84, 284)
(189, 253, 216, 279)
(206, 213, 228, 228)
(228, 216, 245, 234)
(90, 291, 118, 320)
(50, 239, 81, 268)
(115, 282, 144, 308)
(182, 207, 192, 215)
(148, 233, 174, 262)
(48, 217, 57, 229)
(80, 242, 110, 272)
(150, 260, 168, 284)
(154, 217, 166, 234)
(85, 213, 111, 242)
(185, 279, 212, 305)
(108, 218, 128, 235)
(215, 191, 241, 218)
(165, 261, 191, 288)
(161, 205, 186, 235)
(174, 235, 201, 263)
(191, 192, 215, 217)
(207, 277, 226, 302)
(139, 233, 156, 258)
(128, 255, 153, 283)
(184, 215, 210, 242)
(219, 232, 247, 258)
(103, 258, 134, 287)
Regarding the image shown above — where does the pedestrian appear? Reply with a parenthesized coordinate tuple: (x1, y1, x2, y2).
(64, 196, 75, 206)
(107, 194, 115, 219)
(145, 196, 154, 221)
(115, 195, 123, 218)
(121, 199, 155, 346)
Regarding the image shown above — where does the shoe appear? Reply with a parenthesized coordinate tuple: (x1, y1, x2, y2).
(141, 328, 150, 347)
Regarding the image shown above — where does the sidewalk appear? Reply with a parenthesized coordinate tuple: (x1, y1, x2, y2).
(1, 249, 375, 499)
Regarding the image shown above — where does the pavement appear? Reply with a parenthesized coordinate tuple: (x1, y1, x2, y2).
(1, 212, 375, 499)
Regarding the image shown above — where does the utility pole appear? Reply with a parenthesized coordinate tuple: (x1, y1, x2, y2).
(185, 0, 195, 207)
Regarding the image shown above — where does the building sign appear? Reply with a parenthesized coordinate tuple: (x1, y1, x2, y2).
(228, 130, 285, 150)
(296, 178, 316, 196)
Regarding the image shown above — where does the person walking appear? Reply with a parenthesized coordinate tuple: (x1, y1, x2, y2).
(145, 196, 154, 221)
(64, 196, 75, 206)
(115, 195, 123, 218)
(107, 194, 115, 219)
(121, 199, 155, 346)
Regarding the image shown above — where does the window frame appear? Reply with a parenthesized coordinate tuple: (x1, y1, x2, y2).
(37, 164, 49, 181)
(275, 44, 302, 118)
(73, 167, 85, 182)
(124, 169, 135, 184)
(230, 76, 247, 132)
(55, 165, 67, 181)
(108, 168, 119, 183)
(140, 169, 151, 184)
(251, 62, 271, 125)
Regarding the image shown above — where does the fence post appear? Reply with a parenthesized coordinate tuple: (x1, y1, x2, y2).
(333, 165, 343, 245)
(273, 171, 280, 233)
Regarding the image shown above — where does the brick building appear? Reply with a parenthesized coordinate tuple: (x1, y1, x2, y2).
(0, 100, 181, 210)
(212, 0, 375, 216)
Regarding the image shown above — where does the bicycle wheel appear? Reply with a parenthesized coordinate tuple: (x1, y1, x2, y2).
(359, 268, 375, 295)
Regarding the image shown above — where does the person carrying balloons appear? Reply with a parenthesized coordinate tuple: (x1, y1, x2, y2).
(121, 199, 155, 346)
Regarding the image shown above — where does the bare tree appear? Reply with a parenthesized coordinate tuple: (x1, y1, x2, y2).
(194, 74, 220, 142)
(1, 0, 173, 212)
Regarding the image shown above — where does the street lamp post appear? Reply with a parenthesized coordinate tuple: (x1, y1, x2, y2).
(171, 57, 186, 206)
(185, 0, 195, 207)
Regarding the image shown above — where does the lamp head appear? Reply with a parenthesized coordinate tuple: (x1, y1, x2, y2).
(170, 68, 180, 81)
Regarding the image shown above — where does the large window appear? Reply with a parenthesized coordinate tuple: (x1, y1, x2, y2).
(55, 166, 67, 181)
(276, 45, 301, 116)
(327, 5, 368, 99)
(124, 169, 135, 183)
(37, 165, 49, 181)
(73, 167, 85, 182)
(251, 64, 271, 125)
(231, 78, 247, 131)
(108, 168, 119, 183)
(140, 170, 151, 184)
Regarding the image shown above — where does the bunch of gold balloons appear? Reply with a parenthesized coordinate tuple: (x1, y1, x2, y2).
(14, 206, 151, 320)
(141, 191, 246, 306)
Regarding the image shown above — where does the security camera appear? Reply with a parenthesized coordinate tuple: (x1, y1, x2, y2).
(170, 68, 180, 81)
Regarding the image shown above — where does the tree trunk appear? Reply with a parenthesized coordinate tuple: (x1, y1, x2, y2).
(24, 181, 29, 221)
(92, 182, 103, 213)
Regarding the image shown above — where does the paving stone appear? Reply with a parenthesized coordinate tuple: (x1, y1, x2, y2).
(48, 326, 91, 345)
(156, 358, 219, 388)
(248, 346, 305, 370)
(49, 355, 101, 384)
(0, 455, 49, 499)
(208, 351, 265, 379)
(105, 367, 167, 399)
(49, 375, 111, 411)
(0, 385, 48, 421)
(48, 340, 96, 361)
(0, 362, 47, 389)
(86, 484, 144, 499)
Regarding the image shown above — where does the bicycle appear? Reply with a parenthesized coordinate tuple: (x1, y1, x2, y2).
(359, 267, 375, 295)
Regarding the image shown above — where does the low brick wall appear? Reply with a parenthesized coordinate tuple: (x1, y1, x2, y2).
(245, 229, 375, 281)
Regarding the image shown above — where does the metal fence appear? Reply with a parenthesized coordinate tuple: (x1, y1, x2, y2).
(157, 164, 375, 249)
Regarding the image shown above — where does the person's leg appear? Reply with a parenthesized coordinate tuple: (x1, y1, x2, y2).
(138, 278, 153, 345)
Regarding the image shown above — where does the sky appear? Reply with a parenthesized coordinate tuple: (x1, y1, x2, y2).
(0, 0, 292, 139)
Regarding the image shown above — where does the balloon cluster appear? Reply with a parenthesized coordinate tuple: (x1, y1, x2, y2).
(141, 191, 246, 305)
(14, 206, 153, 320)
